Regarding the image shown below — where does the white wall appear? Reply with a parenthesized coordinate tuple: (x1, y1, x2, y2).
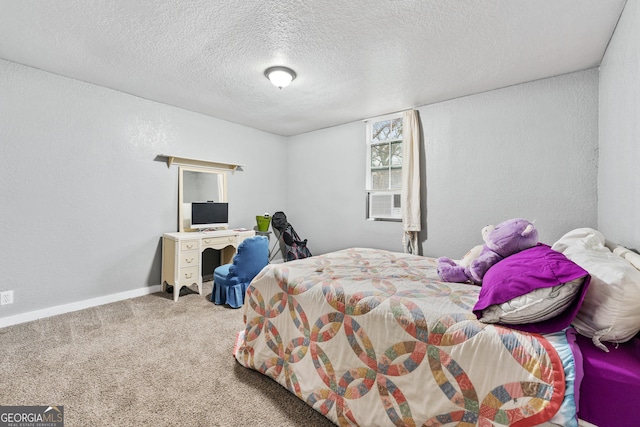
(598, 0, 640, 250)
(287, 70, 599, 258)
(0, 59, 287, 320)
(285, 121, 404, 254)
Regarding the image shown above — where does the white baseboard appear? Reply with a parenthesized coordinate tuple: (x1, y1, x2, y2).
(0, 285, 162, 328)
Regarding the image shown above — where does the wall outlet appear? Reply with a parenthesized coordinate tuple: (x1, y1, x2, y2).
(0, 290, 13, 305)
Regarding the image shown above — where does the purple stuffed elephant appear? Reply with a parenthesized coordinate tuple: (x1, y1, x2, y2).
(437, 218, 539, 285)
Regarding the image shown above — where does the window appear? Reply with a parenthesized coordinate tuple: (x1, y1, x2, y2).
(366, 113, 403, 220)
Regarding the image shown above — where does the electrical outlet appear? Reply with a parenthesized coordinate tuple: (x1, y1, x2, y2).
(0, 290, 13, 305)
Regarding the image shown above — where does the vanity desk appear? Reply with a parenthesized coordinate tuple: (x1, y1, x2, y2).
(161, 229, 255, 302)
(158, 154, 249, 301)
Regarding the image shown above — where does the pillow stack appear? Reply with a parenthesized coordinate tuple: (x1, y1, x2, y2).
(473, 243, 590, 334)
(552, 228, 640, 351)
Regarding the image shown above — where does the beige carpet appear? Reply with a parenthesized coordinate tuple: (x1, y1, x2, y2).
(0, 285, 334, 426)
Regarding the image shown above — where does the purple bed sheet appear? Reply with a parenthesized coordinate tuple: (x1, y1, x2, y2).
(574, 333, 640, 426)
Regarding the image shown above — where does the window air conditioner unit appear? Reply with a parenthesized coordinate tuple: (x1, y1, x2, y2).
(369, 193, 402, 219)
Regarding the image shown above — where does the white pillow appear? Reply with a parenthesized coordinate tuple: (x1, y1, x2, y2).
(612, 245, 640, 271)
(552, 228, 640, 350)
(479, 278, 583, 325)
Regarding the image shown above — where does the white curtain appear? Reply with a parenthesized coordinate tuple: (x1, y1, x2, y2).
(401, 110, 421, 254)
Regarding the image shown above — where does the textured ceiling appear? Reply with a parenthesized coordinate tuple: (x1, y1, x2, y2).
(0, 0, 626, 136)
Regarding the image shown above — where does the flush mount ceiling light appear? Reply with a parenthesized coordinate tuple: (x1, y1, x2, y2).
(264, 66, 296, 89)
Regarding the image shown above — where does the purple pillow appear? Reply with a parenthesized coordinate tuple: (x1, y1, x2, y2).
(473, 243, 591, 333)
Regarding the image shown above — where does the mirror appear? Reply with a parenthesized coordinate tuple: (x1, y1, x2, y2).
(179, 166, 228, 232)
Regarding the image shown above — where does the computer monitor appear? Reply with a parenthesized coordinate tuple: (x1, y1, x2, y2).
(189, 202, 229, 230)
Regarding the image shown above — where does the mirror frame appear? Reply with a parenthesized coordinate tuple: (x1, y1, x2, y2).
(178, 165, 228, 232)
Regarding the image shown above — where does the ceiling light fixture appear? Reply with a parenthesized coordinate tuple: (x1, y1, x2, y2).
(264, 66, 296, 89)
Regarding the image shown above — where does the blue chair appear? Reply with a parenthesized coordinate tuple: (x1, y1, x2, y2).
(212, 236, 269, 308)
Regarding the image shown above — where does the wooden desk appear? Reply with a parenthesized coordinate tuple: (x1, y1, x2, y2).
(161, 229, 255, 301)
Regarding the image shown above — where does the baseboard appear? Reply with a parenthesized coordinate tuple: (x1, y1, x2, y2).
(0, 285, 162, 328)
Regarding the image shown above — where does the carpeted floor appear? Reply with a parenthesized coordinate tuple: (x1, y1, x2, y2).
(0, 285, 334, 426)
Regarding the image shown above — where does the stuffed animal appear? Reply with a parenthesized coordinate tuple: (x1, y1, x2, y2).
(438, 225, 492, 283)
(463, 224, 493, 264)
(437, 218, 539, 285)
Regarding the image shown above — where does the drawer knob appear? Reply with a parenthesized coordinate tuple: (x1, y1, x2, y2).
(185, 258, 194, 263)
(184, 272, 193, 279)
(186, 244, 194, 249)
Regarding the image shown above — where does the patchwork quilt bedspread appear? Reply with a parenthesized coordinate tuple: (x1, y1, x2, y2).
(234, 248, 572, 426)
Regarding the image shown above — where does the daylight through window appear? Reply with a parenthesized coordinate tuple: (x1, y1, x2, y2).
(366, 113, 403, 220)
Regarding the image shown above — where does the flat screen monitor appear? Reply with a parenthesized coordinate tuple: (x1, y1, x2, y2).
(190, 202, 229, 230)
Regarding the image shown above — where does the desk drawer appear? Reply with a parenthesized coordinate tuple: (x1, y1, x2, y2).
(202, 235, 236, 249)
(179, 266, 199, 284)
(180, 250, 199, 268)
(181, 240, 199, 251)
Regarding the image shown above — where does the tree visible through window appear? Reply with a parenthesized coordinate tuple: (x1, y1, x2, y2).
(369, 117, 403, 190)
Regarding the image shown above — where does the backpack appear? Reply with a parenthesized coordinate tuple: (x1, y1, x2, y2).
(281, 224, 312, 261)
(271, 211, 312, 261)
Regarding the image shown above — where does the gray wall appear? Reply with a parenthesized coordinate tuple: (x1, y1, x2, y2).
(287, 70, 599, 258)
(0, 59, 287, 319)
(598, 0, 640, 250)
(285, 121, 404, 253)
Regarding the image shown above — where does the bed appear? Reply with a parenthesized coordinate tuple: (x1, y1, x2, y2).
(233, 229, 640, 426)
(573, 333, 640, 427)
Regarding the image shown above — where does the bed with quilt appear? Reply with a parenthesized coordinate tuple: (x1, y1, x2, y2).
(234, 228, 640, 426)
